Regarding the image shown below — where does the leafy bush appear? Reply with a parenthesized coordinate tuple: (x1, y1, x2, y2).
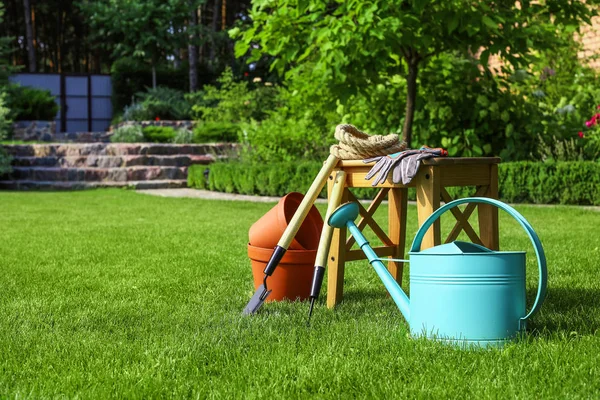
(189, 160, 600, 205)
(111, 57, 189, 113)
(6, 84, 59, 121)
(189, 68, 280, 123)
(110, 124, 144, 143)
(142, 126, 177, 143)
(193, 122, 240, 143)
(509, 36, 600, 162)
(121, 87, 192, 122)
(172, 128, 193, 144)
(239, 113, 333, 163)
(122, 103, 149, 122)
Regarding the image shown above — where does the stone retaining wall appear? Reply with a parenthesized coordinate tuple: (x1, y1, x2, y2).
(11, 121, 56, 141)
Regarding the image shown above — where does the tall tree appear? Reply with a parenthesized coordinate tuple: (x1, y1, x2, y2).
(234, 0, 599, 145)
(22, 0, 35, 72)
(188, 0, 199, 92)
(82, 0, 189, 88)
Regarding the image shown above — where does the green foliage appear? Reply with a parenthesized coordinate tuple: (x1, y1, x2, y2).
(191, 160, 600, 205)
(189, 68, 280, 123)
(124, 86, 192, 121)
(500, 161, 600, 205)
(510, 36, 600, 161)
(233, 0, 598, 144)
(193, 122, 240, 143)
(172, 128, 193, 144)
(0, 93, 11, 175)
(111, 57, 189, 113)
(142, 126, 177, 143)
(81, 0, 190, 71)
(239, 113, 332, 163)
(5, 85, 59, 121)
(110, 124, 144, 143)
(0, 92, 11, 140)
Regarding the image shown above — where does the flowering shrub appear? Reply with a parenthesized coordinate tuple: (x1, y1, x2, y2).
(579, 106, 600, 160)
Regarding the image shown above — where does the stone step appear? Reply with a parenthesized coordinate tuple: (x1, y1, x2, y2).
(10, 166, 188, 182)
(11, 154, 214, 168)
(0, 179, 187, 190)
(3, 143, 235, 157)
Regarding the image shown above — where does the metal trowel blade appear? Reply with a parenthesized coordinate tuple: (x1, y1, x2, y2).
(242, 284, 272, 315)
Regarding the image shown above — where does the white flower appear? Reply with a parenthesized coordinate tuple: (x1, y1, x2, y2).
(253, 77, 262, 83)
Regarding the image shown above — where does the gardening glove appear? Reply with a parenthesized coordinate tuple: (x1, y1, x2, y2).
(364, 150, 422, 186)
(390, 146, 449, 185)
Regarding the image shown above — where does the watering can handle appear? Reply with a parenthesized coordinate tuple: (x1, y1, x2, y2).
(409, 197, 547, 326)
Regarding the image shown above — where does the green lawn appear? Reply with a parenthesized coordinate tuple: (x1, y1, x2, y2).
(0, 190, 599, 398)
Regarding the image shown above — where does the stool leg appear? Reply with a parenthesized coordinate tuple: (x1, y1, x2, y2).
(327, 183, 349, 309)
(415, 165, 441, 250)
(478, 164, 500, 250)
(388, 187, 407, 285)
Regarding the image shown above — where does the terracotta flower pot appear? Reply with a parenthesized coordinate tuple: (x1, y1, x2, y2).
(248, 244, 316, 302)
(248, 192, 323, 250)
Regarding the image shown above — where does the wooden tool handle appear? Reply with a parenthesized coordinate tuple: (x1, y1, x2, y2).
(315, 170, 346, 267)
(277, 154, 339, 248)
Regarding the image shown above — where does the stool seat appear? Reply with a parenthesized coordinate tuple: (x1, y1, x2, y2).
(326, 157, 501, 308)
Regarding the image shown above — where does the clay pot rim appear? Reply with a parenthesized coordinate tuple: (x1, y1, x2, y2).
(248, 244, 317, 264)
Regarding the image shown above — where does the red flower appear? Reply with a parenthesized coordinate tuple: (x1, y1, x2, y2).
(596, 105, 600, 110)
(244, 72, 249, 77)
(578, 131, 584, 138)
(155, 117, 160, 121)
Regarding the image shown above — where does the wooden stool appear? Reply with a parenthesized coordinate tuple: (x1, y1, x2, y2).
(326, 157, 501, 308)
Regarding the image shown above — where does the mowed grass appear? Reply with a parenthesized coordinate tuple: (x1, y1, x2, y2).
(0, 190, 599, 398)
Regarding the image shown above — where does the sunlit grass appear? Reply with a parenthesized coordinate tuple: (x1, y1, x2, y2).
(0, 190, 598, 398)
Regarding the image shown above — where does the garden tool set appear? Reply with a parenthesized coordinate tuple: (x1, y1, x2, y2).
(243, 124, 406, 315)
(242, 124, 548, 346)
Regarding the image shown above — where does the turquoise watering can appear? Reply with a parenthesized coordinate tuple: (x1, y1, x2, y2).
(328, 197, 548, 348)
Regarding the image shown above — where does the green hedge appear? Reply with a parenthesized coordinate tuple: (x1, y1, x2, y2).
(188, 161, 600, 205)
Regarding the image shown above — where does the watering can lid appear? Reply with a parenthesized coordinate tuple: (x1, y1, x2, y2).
(414, 241, 493, 255)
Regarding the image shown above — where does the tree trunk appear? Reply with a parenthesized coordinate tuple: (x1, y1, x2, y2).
(209, 0, 220, 67)
(23, 0, 36, 72)
(152, 64, 157, 89)
(221, 0, 226, 30)
(188, 1, 199, 92)
(402, 59, 419, 147)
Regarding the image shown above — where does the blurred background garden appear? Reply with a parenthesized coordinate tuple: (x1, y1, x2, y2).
(0, 0, 599, 203)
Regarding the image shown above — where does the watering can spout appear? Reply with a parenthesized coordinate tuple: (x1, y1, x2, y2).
(328, 203, 411, 321)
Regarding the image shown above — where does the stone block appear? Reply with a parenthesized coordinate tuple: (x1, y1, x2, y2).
(11, 121, 57, 142)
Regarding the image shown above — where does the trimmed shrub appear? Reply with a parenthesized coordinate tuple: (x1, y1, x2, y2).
(189, 161, 600, 205)
(6, 84, 59, 121)
(499, 161, 600, 205)
(110, 125, 144, 143)
(193, 122, 240, 143)
(142, 126, 177, 143)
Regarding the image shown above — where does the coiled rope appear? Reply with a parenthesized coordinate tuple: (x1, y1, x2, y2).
(329, 124, 407, 160)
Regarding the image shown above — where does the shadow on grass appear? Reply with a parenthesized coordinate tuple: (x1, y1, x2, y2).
(528, 286, 600, 336)
(341, 286, 600, 337)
